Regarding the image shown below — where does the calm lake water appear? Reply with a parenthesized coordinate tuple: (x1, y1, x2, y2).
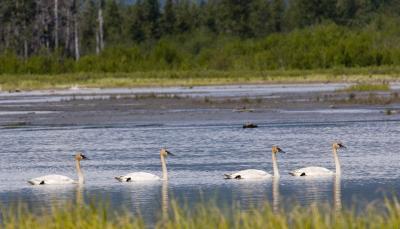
(0, 85, 400, 223)
(1, 116, 400, 218)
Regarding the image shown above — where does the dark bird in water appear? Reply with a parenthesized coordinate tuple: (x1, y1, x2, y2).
(243, 122, 258, 128)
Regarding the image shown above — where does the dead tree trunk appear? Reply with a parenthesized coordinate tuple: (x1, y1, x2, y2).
(54, 0, 59, 49)
(96, 1, 104, 55)
(96, 28, 100, 54)
(73, 0, 80, 60)
(74, 15, 80, 60)
(23, 38, 28, 59)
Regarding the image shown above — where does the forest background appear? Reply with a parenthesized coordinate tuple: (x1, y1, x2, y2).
(1, 0, 400, 88)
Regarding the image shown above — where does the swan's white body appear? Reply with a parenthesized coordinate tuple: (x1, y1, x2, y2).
(115, 172, 161, 182)
(225, 169, 272, 180)
(289, 166, 333, 176)
(116, 149, 172, 182)
(289, 143, 344, 177)
(28, 153, 87, 185)
(224, 146, 283, 180)
(28, 174, 75, 185)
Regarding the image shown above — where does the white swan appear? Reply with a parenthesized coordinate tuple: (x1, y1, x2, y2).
(28, 152, 88, 185)
(289, 142, 346, 176)
(115, 148, 173, 182)
(224, 146, 285, 180)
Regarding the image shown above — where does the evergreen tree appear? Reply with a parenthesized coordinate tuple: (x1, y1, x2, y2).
(104, 0, 123, 44)
(336, 0, 357, 25)
(161, 0, 176, 35)
(219, 0, 253, 37)
(81, 0, 98, 54)
(353, 0, 381, 24)
(128, 0, 146, 42)
(1, 0, 400, 64)
(142, 0, 161, 39)
(200, 0, 219, 33)
(17, 0, 37, 58)
(249, 0, 271, 36)
(292, 0, 337, 27)
(174, 0, 195, 33)
(270, 0, 285, 32)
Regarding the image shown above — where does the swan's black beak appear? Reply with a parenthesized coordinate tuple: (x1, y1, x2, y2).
(278, 147, 286, 153)
(81, 154, 89, 160)
(166, 150, 174, 156)
(338, 143, 346, 149)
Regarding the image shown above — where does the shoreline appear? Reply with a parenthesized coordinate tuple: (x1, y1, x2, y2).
(0, 69, 399, 91)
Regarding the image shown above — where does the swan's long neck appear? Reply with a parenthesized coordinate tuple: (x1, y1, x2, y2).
(161, 155, 168, 180)
(333, 147, 341, 175)
(76, 160, 84, 184)
(272, 152, 279, 177)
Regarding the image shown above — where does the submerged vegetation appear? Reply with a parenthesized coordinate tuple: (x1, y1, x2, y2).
(2, 199, 400, 228)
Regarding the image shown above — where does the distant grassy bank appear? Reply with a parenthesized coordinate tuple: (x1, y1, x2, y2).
(1, 67, 400, 91)
(341, 83, 391, 92)
(2, 199, 400, 228)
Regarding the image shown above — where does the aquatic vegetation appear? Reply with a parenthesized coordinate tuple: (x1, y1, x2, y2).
(343, 83, 391, 92)
(2, 199, 400, 229)
(333, 83, 398, 105)
(2, 121, 30, 129)
(335, 91, 400, 105)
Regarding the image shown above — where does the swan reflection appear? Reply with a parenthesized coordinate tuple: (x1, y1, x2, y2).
(229, 180, 269, 210)
(272, 177, 280, 213)
(161, 180, 169, 222)
(76, 184, 84, 206)
(333, 175, 341, 212)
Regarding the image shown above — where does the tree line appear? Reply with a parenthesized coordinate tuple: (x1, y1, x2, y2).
(1, 0, 400, 74)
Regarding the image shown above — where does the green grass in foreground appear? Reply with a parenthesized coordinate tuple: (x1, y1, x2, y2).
(2, 199, 400, 228)
(1, 66, 400, 91)
(342, 83, 391, 92)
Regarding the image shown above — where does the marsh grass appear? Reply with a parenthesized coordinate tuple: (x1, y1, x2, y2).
(2, 122, 30, 129)
(338, 93, 399, 105)
(2, 199, 400, 229)
(1, 201, 142, 229)
(342, 83, 391, 92)
(1, 67, 400, 91)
